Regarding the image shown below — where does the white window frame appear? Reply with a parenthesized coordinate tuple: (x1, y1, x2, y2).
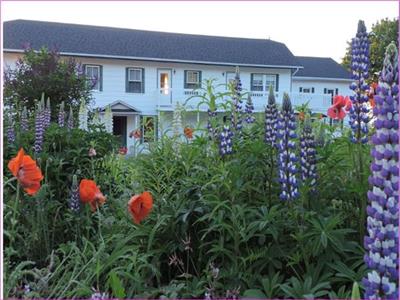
(128, 68, 142, 82)
(251, 73, 277, 92)
(186, 71, 200, 84)
(85, 65, 100, 91)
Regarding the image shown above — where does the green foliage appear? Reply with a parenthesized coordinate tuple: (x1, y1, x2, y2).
(4, 47, 93, 118)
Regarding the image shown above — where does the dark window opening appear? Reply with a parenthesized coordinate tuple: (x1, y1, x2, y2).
(113, 116, 127, 147)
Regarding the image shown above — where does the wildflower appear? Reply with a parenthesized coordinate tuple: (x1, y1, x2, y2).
(21, 106, 29, 131)
(34, 101, 45, 154)
(44, 96, 51, 129)
(88, 148, 97, 157)
(8, 148, 43, 195)
(172, 102, 183, 137)
(207, 108, 218, 140)
(349, 20, 370, 144)
(184, 126, 193, 139)
(244, 95, 255, 124)
(298, 111, 305, 121)
(128, 191, 153, 224)
(79, 179, 106, 212)
(219, 124, 233, 157)
(300, 120, 317, 191)
(6, 114, 15, 144)
(368, 82, 378, 108)
(277, 93, 299, 201)
(327, 95, 352, 120)
(363, 43, 398, 300)
(119, 147, 128, 155)
(104, 105, 113, 133)
(78, 100, 88, 131)
(91, 288, 108, 300)
(69, 175, 80, 212)
(129, 129, 141, 139)
(264, 85, 279, 147)
(230, 66, 243, 132)
(58, 101, 65, 127)
(67, 106, 74, 130)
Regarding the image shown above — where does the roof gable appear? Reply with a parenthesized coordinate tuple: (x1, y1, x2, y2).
(294, 56, 351, 79)
(4, 19, 301, 68)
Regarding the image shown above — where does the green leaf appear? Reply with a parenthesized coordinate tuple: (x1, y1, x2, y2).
(242, 289, 267, 298)
(351, 282, 361, 300)
(108, 271, 126, 298)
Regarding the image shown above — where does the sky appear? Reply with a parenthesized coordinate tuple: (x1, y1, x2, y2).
(1, 1, 398, 63)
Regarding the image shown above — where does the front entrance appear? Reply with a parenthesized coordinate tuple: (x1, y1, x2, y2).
(113, 116, 127, 147)
(157, 69, 172, 103)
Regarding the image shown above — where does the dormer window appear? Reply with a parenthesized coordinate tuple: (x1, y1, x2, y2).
(184, 70, 201, 89)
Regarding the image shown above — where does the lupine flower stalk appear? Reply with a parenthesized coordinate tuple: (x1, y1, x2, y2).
(230, 66, 243, 132)
(219, 124, 233, 157)
(58, 101, 65, 127)
(78, 100, 88, 131)
(244, 95, 255, 124)
(21, 106, 29, 132)
(6, 114, 15, 144)
(277, 93, 299, 201)
(67, 106, 74, 130)
(207, 108, 217, 140)
(265, 84, 279, 147)
(69, 175, 80, 212)
(363, 42, 398, 300)
(34, 101, 45, 154)
(349, 20, 370, 144)
(44, 97, 51, 129)
(299, 119, 317, 191)
(104, 105, 113, 133)
(172, 102, 183, 137)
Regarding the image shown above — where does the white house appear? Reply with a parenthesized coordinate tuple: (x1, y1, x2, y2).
(3, 20, 352, 153)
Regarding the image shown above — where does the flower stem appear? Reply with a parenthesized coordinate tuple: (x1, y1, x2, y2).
(10, 181, 20, 249)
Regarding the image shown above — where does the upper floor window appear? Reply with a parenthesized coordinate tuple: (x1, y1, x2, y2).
(85, 65, 102, 91)
(184, 70, 201, 89)
(126, 67, 144, 93)
(251, 73, 279, 92)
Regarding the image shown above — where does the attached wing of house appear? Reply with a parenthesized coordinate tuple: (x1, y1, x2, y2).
(3, 19, 351, 152)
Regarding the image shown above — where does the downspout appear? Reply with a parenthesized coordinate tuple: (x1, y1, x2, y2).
(291, 67, 301, 93)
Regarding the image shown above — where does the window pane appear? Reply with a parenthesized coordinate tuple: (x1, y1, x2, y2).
(128, 82, 142, 93)
(129, 69, 142, 81)
(92, 67, 99, 77)
(187, 71, 199, 83)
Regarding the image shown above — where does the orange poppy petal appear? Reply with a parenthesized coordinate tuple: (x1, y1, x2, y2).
(141, 191, 153, 210)
(8, 148, 25, 177)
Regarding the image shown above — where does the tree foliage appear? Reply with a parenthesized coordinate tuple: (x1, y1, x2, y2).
(4, 47, 93, 118)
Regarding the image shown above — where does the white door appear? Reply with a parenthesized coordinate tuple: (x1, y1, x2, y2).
(157, 69, 172, 103)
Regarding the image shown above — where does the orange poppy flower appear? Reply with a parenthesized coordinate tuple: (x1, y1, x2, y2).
(298, 112, 305, 121)
(128, 191, 153, 224)
(79, 179, 106, 211)
(8, 148, 43, 195)
(327, 95, 352, 120)
(184, 127, 193, 139)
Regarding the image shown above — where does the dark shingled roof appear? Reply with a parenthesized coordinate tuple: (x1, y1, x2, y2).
(4, 19, 301, 68)
(294, 56, 351, 79)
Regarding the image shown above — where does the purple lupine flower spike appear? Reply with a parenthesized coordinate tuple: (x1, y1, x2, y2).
(363, 42, 398, 300)
(67, 106, 74, 130)
(69, 175, 80, 212)
(245, 95, 255, 124)
(44, 97, 51, 128)
(6, 114, 15, 144)
(207, 108, 217, 140)
(219, 123, 234, 157)
(277, 93, 299, 201)
(300, 119, 317, 191)
(58, 101, 65, 127)
(265, 84, 279, 147)
(21, 106, 29, 132)
(349, 20, 370, 144)
(34, 101, 44, 154)
(230, 66, 243, 132)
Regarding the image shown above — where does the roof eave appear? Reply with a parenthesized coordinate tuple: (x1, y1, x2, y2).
(4, 48, 304, 70)
(292, 76, 352, 82)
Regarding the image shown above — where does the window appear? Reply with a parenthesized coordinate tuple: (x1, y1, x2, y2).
(126, 68, 144, 93)
(85, 65, 102, 91)
(251, 73, 278, 92)
(300, 87, 315, 93)
(184, 70, 201, 89)
(140, 116, 157, 143)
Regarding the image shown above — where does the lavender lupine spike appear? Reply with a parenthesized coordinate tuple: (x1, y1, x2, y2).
(219, 124, 234, 157)
(277, 93, 299, 201)
(207, 108, 217, 140)
(34, 101, 45, 154)
(67, 106, 74, 130)
(69, 175, 80, 212)
(299, 119, 317, 191)
(363, 43, 398, 300)
(78, 100, 88, 131)
(58, 101, 65, 127)
(21, 106, 29, 131)
(6, 114, 15, 144)
(349, 20, 370, 144)
(265, 85, 279, 147)
(244, 95, 255, 124)
(44, 97, 51, 129)
(230, 66, 243, 132)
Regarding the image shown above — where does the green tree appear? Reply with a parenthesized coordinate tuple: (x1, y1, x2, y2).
(341, 18, 398, 82)
(4, 47, 93, 118)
